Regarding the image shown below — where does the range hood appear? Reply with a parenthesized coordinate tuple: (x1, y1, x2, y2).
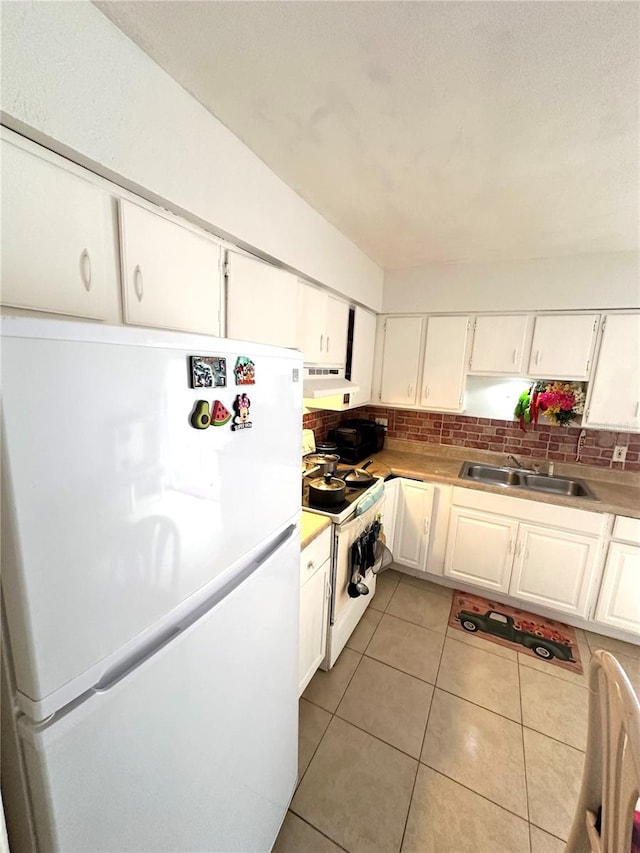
(303, 368, 359, 399)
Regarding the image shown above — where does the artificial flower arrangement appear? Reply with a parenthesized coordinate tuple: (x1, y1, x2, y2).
(514, 381, 585, 431)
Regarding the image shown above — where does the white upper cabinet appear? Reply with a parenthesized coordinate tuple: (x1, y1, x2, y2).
(420, 316, 470, 411)
(1, 137, 111, 320)
(298, 282, 349, 366)
(585, 313, 640, 431)
(469, 315, 531, 375)
(348, 307, 377, 408)
(527, 314, 599, 380)
(119, 200, 222, 336)
(379, 316, 424, 406)
(225, 251, 298, 348)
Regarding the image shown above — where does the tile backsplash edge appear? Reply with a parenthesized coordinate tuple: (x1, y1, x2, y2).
(302, 406, 640, 473)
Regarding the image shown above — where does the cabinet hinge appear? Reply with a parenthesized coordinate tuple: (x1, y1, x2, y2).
(473, 319, 477, 330)
(222, 261, 230, 277)
(384, 320, 387, 332)
(601, 319, 606, 331)
(378, 392, 382, 401)
(585, 359, 590, 374)
(592, 318, 598, 331)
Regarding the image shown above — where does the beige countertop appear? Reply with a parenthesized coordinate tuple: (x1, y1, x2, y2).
(300, 511, 332, 551)
(363, 440, 640, 520)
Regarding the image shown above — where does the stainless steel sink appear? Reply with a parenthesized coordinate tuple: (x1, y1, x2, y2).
(458, 461, 596, 500)
(521, 473, 596, 499)
(462, 464, 522, 486)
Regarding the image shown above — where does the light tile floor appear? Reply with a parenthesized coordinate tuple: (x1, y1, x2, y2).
(274, 568, 640, 853)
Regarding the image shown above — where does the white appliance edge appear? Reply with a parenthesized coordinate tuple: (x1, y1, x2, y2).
(1, 316, 302, 851)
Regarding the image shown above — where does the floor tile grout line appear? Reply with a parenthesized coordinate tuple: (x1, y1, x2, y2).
(516, 646, 532, 845)
(518, 655, 588, 687)
(398, 605, 449, 853)
(445, 629, 520, 663)
(295, 706, 332, 792)
(521, 723, 586, 755)
(287, 807, 350, 852)
(332, 706, 429, 763)
(419, 760, 531, 826)
(528, 821, 568, 844)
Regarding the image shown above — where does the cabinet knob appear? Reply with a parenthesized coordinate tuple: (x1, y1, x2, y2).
(307, 560, 315, 572)
(319, 334, 324, 352)
(326, 336, 330, 352)
(134, 265, 144, 302)
(535, 349, 541, 365)
(424, 385, 430, 399)
(80, 249, 92, 292)
(408, 384, 413, 398)
(512, 348, 517, 364)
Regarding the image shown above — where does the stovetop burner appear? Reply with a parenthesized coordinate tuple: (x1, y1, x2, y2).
(301, 468, 382, 521)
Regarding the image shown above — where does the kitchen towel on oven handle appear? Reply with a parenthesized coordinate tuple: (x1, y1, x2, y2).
(354, 479, 384, 516)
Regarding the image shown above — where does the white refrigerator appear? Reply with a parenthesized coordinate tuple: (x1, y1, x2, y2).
(1, 317, 302, 852)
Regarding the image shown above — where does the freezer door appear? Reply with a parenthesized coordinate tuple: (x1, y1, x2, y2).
(18, 527, 299, 853)
(1, 318, 302, 717)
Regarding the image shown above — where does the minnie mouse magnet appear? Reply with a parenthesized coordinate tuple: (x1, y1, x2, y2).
(231, 393, 253, 431)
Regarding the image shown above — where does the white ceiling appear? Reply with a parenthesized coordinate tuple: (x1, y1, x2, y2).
(95, 1, 638, 270)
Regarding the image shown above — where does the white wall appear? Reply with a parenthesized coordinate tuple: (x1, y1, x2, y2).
(0, 1, 383, 311)
(383, 251, 640, 314)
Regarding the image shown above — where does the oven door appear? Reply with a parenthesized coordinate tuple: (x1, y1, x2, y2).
(324, 496, 384, 669)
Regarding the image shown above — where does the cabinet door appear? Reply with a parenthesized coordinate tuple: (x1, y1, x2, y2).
(379, 317, 423, 406)
(420, 316, 470, 411)
(226, 252, 298, 348)
(585, 314, 640, 431)
(120, 200, 221, 335)
(444, 508, 517, 593)
(469, 315, 531, 374)
(528, 314, 599, 380)
(594, 542, 640, 636)
(509, 525, 600, 618)
(1, 139, 110, 320)
(298, 560, 330, 695)
(325, 296, 350, 367)
(349, 307, 377, 408)
(381, 479, 399, 555)
(394, 480, 435, 571)
(298, 282, 327, 363)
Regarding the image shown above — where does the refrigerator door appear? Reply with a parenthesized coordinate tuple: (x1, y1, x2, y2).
(18, 525, 300, 853)
(1, 318, 302, 718)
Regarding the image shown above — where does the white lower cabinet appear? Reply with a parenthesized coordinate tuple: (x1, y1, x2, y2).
(594, 517, 640, 637)
(444, 488, 607, 618)
(383, 478, 450, 575)
(298, 527, 332, 696)
(509, 524, 601, 617)
(393, 480, 435, 571)
(445, 508, 517, 593)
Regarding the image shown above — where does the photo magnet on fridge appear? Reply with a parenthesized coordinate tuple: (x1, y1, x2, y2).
(189, 356, 227, 389)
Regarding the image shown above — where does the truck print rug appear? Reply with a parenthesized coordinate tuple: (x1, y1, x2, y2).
(449, 591, 583, 674)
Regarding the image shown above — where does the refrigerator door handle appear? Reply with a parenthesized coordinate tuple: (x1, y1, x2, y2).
(93, 523, 297, 697)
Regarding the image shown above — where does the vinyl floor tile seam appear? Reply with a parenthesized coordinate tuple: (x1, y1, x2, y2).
(415, 759, 534, 829)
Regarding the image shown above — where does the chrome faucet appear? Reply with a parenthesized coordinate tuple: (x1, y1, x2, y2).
(505, 454, 526, 469)
(505, 454, 544, 474)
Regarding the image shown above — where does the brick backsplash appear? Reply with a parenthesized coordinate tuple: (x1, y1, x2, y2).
(302, 407, 640, 472)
